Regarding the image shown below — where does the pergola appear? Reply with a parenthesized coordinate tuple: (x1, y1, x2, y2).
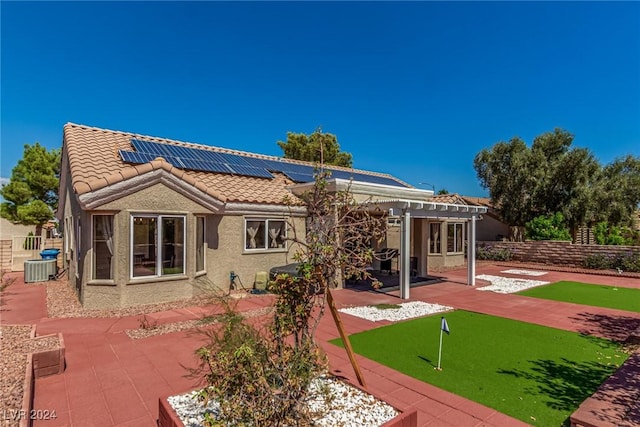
(289, 179, 488, 299)
(372, 198, 487, 299)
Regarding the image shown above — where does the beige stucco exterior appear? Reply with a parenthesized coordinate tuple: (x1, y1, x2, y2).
(61, 174, 305, 309)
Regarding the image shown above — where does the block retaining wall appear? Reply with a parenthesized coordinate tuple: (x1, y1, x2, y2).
(477, 240, 640, 267)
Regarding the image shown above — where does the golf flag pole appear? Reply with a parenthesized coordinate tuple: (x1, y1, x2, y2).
(437, 316, 450, 370)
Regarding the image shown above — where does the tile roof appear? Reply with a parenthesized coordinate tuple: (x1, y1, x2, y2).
(461, 196, 492, 208)
(430, 193, 468, 205)
(63, 123, 408, 205)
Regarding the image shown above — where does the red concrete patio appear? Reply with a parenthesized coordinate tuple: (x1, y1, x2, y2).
(2, 263, 639, 427)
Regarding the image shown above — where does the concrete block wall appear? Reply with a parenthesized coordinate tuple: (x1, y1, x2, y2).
(477, 240, 640, 267)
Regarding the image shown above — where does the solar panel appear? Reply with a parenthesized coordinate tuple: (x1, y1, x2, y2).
(227, 164, 275, 179)
(127, 138, 408, 186)
(119, 150, 157, 164)
(180, 158, 231, 174)
(132, 140, 171, 157)
(242, 157, 271, 170)
(217, 152, 253, 167)
(199, 150, 228, 164)
(283, 172, 315, 183)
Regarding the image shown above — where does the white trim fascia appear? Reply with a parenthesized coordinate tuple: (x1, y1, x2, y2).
(78, 170, 225, 212)
(288, 178, 433, 200)
(224, 202, 307, 216)
(372, 199, 488, 215)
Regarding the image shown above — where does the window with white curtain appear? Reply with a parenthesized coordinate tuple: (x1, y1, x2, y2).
(245, 219, 286, 251)
(429, 222, 441, 254)
(93, 215, 114, 280)
(447, 223, 464, 253)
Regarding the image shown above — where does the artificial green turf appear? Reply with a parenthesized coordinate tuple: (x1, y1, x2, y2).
(330, 311, 628, 426)
(518, 281, 640, 313)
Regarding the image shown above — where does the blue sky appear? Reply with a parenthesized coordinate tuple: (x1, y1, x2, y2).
(2, 1, 639, 196)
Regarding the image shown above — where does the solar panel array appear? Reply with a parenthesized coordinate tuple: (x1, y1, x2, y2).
(118, 138, 407, 187)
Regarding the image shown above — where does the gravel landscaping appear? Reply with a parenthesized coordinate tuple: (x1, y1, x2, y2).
(0, 325, 60, 427)
(339, 301, 453, 322)
(168, 375, 399, 427)
(476, 274, 549, 294)
(500, 269, 548, 276)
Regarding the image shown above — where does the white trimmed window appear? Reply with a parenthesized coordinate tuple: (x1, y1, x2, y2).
(131, 215, 185, 278)
(245, 219, 286, 251)
(447, 223, 464, 253)
(429, 222, 441, 254)
(93, 215, 114, 280)
(196, 216, 205, 273)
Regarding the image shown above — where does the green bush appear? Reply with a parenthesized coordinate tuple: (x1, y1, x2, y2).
(525, 212, 572, 241)
(593, 221, 634, 245)
(614, 252, 640, 272)
(582, 251, 640, 272)
(582, 253, 614, 270)
(476, 245, 514, 261)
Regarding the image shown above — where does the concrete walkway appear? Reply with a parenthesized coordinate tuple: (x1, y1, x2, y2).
(2, 264, 639, 427)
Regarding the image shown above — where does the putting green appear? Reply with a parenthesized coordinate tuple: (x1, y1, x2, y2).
(330, 310, 627, 426)
(518, 281, 640, 313)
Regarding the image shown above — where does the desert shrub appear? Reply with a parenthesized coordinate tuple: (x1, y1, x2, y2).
(194, 295, 327, 426)
(613, 251, 640, 272)
(582, 253, 614, 270)
(476, 245, 513, 261)
(525, 212, 572, 241)
(192, 169, 386, 425)
(582, 251, 640, 272)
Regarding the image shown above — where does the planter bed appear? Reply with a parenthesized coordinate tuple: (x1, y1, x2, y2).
(158, 375, 417, 427)
(0, 324, 65, 427)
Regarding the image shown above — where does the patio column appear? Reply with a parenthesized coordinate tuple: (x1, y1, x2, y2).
(467, 214, 476, 286)
(400, 210, 411, 299)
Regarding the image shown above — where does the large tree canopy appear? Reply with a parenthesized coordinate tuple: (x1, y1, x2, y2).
(474, 128, 639, 233)
(1, 143, 60, 234)
(277, 129, 353, 168)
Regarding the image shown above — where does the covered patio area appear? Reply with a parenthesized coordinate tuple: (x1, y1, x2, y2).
(370, 198, 487, 299)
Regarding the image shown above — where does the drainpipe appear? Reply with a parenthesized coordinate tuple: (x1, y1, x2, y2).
(467, 214, 476, 286)
(400, 209, 411, 299)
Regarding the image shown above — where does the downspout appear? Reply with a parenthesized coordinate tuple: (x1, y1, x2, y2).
(400, 208, 411, 299)
(467, 214, 476, 286)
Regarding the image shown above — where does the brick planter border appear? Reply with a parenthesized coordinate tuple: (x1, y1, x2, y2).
(30, 333, 65, 378)
(158, 379, 417, 427)
(15, 325, 65, 427)
(20, 354, 34, 427)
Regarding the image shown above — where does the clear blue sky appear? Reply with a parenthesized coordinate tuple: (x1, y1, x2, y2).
(2, 1, 639, 196)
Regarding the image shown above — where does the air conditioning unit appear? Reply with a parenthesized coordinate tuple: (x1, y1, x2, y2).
(24, 259, 57, 283)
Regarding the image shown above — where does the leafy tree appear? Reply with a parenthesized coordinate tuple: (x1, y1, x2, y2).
(436, 188, 449, 195)
(525, 212, 572, 241)
(473, 128, 624, 237)
(277, 128, 353, 167)
(592, 155, 640, 226)
(474, 136, 535, 228)
(0, 143, 60, 235)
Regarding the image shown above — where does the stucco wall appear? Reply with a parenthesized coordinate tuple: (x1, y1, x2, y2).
(0, 218, 36, 240)
(206, 215, 304, 292)
(476, 214, 509, 241)
(73, 181, 305, 308)
(477, 240, 640, 267)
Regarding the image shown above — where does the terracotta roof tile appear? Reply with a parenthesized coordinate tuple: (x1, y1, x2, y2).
(431, 193, 467, 205)
(63, 122, 408, 205)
